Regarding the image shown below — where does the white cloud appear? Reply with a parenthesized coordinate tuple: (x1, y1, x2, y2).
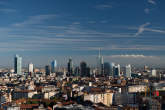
(135, 22, 150, 36)
(144, 8, 150, 14)
(95, 4, 112, 9)
(88, 21, 96, 24)
(110, 54, 154, 58)
(129, 23, 165, 36)
(72, 22, 80, 25)
(13, 14, 57, 27)
(148, 0, 156, 5)
(0, 8, 16, 13)
(0, 1, 8, 6)
(100, 20, 108, 23)
(144, 28, 165, 34)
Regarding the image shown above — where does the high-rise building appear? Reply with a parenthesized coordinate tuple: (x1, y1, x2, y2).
(51, 60, 57, 73)
(28, 63, 34, 73)
(86, 67, 91, 77)
(97, 48, 104, 75)
(14, 54, 22, 75)
(110, 62, 115, 76)
(45, 65, 51, 75)
(117, 64, 120, 76)
(113, 65, 120, 78)
(125, 64, 131, 78)
(104, 62, 110, 76)
(67, 58, 73, 76)
(74, 67, 80, 76)
(80, 61, 87, 77)
(101, 56, 104, 75)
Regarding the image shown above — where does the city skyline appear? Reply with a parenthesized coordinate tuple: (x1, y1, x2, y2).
(0, 0, 165, 66)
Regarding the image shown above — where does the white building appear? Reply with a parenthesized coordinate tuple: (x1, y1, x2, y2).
(125, 64, 131, 78)
(84, 92, 114, 106)
(151, 69, 157, 77)
(128, 85, 147, 93)
(28, 63, 34, 73)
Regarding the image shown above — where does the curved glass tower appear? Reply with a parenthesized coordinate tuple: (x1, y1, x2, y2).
(14, 54, 22, 75)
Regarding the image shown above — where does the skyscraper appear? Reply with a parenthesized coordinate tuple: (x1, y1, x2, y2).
(97, 48, 104, 75)
(74, 67, 80, 76)
(113, 64, 120, 78)
(125, 64, 131, 78)
(110, 62, 115, 76)
(45, 65, 51, 75)
(80, 61, 87, 77)
(14, 54, 22, 75)
(67, 58, 73, 76)
(51, 60, 57, 73)
(28, 63, 34, 73)
(104, 62, 110, 76)
(117, 64, 120, 76)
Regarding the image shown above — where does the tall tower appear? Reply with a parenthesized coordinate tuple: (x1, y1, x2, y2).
(125, 64, 131, 78)
(14, 54, 22, 75)
(101, 56, 104, 75)
(104, 62, 110, 76)
(67, 58, 73, 76)
(28, 63, 34, 73)
(51, 60, 57, 73)
(80, 61, 87, 77)
(45, 65, 51, 75)
(97, 48, 103, 75)
(117, 64, 120, 76)
(110, 62, 115, 76)
(113, 64, 120, 78)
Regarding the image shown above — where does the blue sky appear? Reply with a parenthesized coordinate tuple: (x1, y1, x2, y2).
(0, 0, 165, 67)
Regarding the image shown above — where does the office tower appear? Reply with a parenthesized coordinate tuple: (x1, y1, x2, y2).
(113, 65, 120, 78)
(74, 67, 80, 76)
(151, 69, 157, 77)
(67, 58, 73, 76)
(86, 67, 91, 77)
(125, 64, 131, 78)
(97, 48, 104, 75)
(110, 62, 115, 76)
(117, 64, 120, 76)
(80, 61, 87, 77)
(101, 56, 104, 75)
(28, 63, 34, 73)
(104, 62, 110, 76)
(45, 65, 51, 75)
(51, 60, 57, 73)
(14, 54, 22, 75)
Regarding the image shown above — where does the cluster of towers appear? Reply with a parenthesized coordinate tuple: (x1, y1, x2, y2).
(14, 54, 34, 75)
(14, 51, 132, 78)
(45, 60, 57, 75)
(67, 58, 91, 77)
(96, 49, 132, 78)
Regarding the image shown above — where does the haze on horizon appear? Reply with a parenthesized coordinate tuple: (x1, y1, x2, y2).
(0, 0, 165, 67)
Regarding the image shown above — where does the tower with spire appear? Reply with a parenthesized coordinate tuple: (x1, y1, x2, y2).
(97, 48, 104, 75)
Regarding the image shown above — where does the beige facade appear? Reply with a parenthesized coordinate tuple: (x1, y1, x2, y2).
(84, 92, 113, 106)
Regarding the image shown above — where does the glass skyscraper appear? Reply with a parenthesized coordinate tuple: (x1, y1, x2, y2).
(97, 48, 104, 75)
(14, 54, 22, 75)
(51, 60, 57, 73)
(67, 58, 73, 76)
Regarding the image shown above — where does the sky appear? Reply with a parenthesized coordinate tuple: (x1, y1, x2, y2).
(0, 0, 165, 67)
